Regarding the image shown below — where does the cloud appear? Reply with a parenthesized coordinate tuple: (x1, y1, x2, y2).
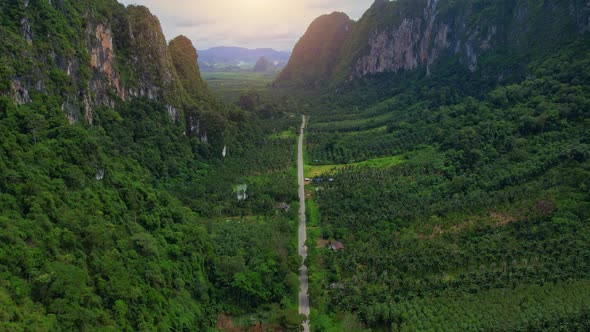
(172, 16, 216, 28)
(306, 0, 349, 10)
(118, 0, 374, 50)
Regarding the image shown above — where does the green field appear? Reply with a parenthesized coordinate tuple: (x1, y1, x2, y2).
(270, 130, 297, 140)
(202, 71, 278, 101)
(304, 155, 404, 178)
(306, 200, 320, 228)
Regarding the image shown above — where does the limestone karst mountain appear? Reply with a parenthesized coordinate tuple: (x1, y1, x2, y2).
(276, 0, 590, 87)
(0, 0, 221, 137)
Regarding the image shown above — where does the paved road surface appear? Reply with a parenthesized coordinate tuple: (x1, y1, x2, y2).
(298, 115, 310, 332)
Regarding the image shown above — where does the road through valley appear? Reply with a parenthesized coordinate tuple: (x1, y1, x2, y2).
(298, 115, 310, 332)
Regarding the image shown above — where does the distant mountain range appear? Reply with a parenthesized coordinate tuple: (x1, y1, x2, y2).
(197, 47, 291, 71)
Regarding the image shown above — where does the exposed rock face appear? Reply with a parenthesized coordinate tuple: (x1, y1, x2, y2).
(87, 23, 124, 108)
(83, 6, 184, 123)
(187, 117, 201, 137)
(167, 105, 180, 122)
(90, 25, 116, 87)
(352, 0, 489, 79)
(355, 19, 422, 77)
(125, 6, 179, 103)
(349, 0, 590, 81)
(20, 18, 33, 45)
(11, 80, 31, 105)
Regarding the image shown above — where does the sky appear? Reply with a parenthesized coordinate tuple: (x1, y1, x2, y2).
(118, 0, 374, 51)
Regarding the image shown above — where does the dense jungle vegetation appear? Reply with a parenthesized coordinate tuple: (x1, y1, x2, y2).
(304, 34, 590, 331)
(0, 0, 308, 330)
(0, 91, 305, 330)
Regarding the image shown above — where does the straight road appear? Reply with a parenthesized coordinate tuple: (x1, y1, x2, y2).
(298, 115, 310, 332)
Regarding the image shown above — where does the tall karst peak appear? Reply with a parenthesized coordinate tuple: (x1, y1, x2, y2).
(273, 11, 353, 87)
(168, 35, 207, 101)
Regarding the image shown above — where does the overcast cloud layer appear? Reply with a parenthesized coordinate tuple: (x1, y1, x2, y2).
(118, 0, 374, 51)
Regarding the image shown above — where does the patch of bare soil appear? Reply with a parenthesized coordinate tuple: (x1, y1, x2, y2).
(419, 209, 526, 240)
(489, 211, 519, 227)
(316, 238, 329, 248)
(216, 314, 281, 332)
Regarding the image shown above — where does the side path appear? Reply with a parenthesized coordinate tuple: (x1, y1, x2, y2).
(298, 115, 310, 332)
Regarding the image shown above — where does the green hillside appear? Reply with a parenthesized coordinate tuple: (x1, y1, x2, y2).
(0, 0, 303, 330)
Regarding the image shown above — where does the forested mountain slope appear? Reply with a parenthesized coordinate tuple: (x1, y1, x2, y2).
(0, 0, 302, 330)
(0, 0, 225, 137)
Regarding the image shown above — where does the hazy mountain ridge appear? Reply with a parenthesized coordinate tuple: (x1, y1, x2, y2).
(198, 46, 290, 70)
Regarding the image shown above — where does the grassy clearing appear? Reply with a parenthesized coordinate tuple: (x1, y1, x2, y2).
(270, 130, 297, 140)
(304, 164, 346, 178)
(310, 111, 397, 132)
(202, 71, 278, 84)
(306, 200, 320, 227)
(305, 155, 404, 177)
(354, 155, 403, 168)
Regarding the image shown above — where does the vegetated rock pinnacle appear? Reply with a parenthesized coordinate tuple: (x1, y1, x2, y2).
(169, 35, 208, 99)
(254, 56, 270, 72)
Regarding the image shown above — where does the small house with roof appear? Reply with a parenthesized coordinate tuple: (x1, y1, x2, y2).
(330, 241, 345, 252)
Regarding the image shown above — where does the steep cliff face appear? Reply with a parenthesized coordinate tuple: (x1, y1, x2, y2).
(278, 0, 590, 87)
(0, 0, 218, 134)
(87, 22, 124, 110)
(0, 1, 101, 112)
(274, 12, 353, 87)
(124, 6, 182, 106)
(338, 0, 590, 82)
(350, 0, 451, 78)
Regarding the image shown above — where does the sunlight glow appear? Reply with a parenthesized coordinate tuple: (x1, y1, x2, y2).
(117, 0, 373, 49)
